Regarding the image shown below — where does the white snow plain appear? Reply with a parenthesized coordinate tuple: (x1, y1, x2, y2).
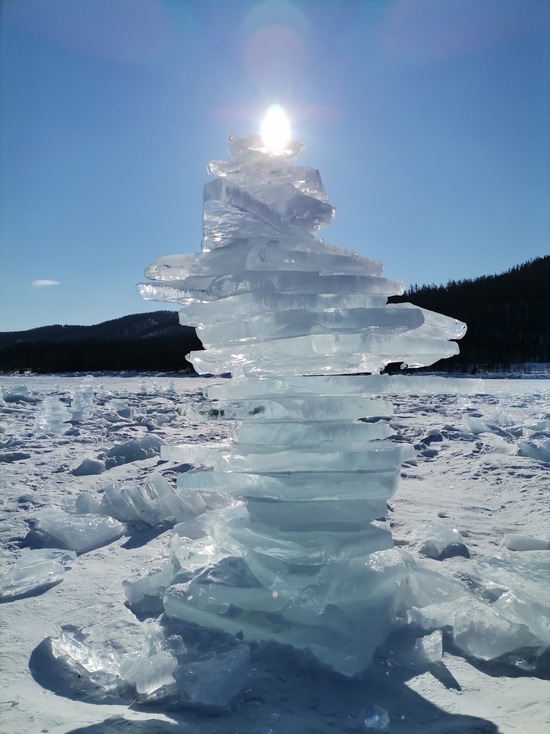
(0, 373, 549, 733)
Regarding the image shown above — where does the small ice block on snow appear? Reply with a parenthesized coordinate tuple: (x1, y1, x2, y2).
(123, 564, 175, 607)
(72, 458, 105, 476)
(503, 534, 549, 552)
(75, 491, 102, 514)
(0, 548, 76, 600)
(362, 704, 390, 731)
(33, 509, 126, 554)
(50, 601, 249, 706)
(50, 603, 176, 696)
(415, 629, 443, 663)
(104, 434, 164, 469)
(407, 595, 540, 662)
(174, 644, 250, 708)
(493, 589, 550, 646)
(99, 473, 206, 526)
(399, 555, 465, 610)
(517, 438, 550, 463)
(415, 522, 469, 560)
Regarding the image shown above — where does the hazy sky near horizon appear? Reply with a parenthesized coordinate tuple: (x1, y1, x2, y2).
(1, 0, 549, 332)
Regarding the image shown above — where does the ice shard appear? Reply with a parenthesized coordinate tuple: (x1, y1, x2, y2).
(0, 549, 76, 600)
(138, 119, 469, 675)
(33, 509, 126, 554)
(99, 473, 206, 526)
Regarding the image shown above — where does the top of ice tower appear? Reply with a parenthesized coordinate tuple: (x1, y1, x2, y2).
(261, 104, 291, 152)
(226, 132, 305, 165)
(140, 115, 468, 376)
(221, 106, 304, 165)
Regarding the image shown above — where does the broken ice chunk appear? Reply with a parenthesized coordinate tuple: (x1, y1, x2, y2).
(463, 415, 493, 435)
(50, 601, 249, 707)
(452, 606, 538, 661)
(517, 438, 550, 463)
(415, 629, 443, 663)
(119, 619, 178, 696)
(50, 603, 176, 696)
(0, 548, 76, 600)
(169, 534, 227, 575)
(493, 590, 550, 646)
(414, 522, 469, 560)
(104, 434, 164, 469)
(28, 548, 77, 565)
(3, 384, 38, 403)
(407, 596, 539, 661)
(362, 704, 390, 731)
(99, 473, 206, 526)
(99, 480, 149, 524)
(417, 428, 444, 445)
(106, 398, 133, 419)
(503, 534, 549, 552)
(174, 644, 250, 708)
(399, 554, 465, 610)
(71, 458, 105, 476)
(146, 473, 207, 521)
(33, 509, 126, 554)
(172, 517, 205, 539)
(123, 564, 175, 610)
(0, 559, 65, 601)
(75, 491, 102, 514)
(465, 552, 550, 607)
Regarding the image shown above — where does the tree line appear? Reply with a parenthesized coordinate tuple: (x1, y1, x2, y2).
(0, 336, 203, 374)
(389, 256, 550, 370)
(0, 312, 203, 373)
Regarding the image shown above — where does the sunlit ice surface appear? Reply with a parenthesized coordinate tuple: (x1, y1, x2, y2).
(261, 104, 291, 153)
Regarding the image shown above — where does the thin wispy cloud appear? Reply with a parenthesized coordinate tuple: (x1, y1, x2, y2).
(32, 279, 60, 287)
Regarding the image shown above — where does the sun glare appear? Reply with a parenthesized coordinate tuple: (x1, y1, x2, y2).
(261, 104, 291, 152)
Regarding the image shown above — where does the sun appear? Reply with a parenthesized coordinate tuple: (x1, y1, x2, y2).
(261, 104, 291, 152)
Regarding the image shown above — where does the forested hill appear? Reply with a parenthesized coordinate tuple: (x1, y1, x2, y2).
(389, 255, 550, 368)
(0, 311, 202, 373)
(0, 311, 185, 348)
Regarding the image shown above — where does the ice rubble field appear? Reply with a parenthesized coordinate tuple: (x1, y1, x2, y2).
(0, 373, 549, 734)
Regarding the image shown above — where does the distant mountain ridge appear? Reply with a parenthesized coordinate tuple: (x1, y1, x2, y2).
(0, 310, 187, 349)
(0, 311, 202, 373)
(1, 256, 548, 373)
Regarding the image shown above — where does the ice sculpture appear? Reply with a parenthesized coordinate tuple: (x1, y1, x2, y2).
(138, 111, 470, 675)
(70, 375, 96, 422)
(34, 396, 72, 435)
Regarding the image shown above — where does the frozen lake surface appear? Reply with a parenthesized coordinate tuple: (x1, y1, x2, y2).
(0, 374, 549, 733)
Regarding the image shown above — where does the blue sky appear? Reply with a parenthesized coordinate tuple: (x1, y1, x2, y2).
(1, 0, 549, 332)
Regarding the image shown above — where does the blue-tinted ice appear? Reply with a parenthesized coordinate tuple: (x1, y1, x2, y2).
(137, 131, 472, 675)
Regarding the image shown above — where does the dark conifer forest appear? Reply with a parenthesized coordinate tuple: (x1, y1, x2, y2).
(1, 256, 548, 373)
(0, 312, 202, 373)
(389, 255, 550, 371)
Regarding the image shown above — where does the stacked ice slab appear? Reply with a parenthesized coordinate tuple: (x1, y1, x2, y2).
(138, 131, 467, 675)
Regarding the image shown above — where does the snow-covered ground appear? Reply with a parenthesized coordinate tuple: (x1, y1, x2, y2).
(0, 374, 548, 734)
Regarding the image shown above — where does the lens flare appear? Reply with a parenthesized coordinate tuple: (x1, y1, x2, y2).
(261, 104, 291, 152)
